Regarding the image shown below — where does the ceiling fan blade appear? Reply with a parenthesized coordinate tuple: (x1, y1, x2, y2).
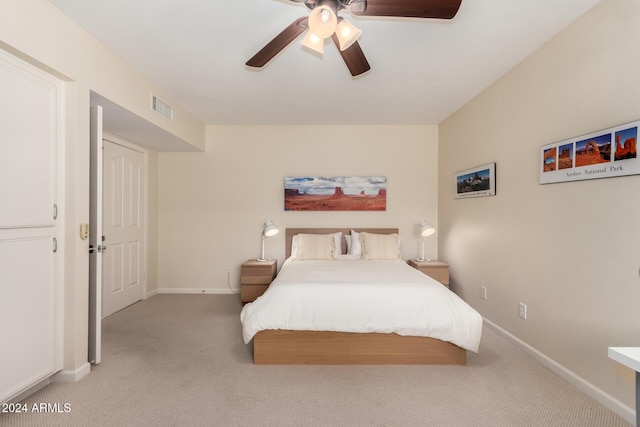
(351, 0, 462, 19)
(331, 34, 370, 77)
(246, 17, 308, 68)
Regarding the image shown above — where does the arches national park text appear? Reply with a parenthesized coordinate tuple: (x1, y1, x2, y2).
(566, 164, 624, 178)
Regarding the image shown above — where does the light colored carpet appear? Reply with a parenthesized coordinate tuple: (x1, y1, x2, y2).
(1, 294, 631, 426)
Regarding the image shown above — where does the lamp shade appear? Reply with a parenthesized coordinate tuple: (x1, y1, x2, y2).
(301, 31, 324, 54)
(307, 5, 338, 39)
(419, 220, 435, 237)
(335, 18, 362, 51)
(263, 220, 279, 237)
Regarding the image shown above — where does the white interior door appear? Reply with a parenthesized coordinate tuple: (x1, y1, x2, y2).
(102, 140, 145, 317)
(89, 106, 104, 365)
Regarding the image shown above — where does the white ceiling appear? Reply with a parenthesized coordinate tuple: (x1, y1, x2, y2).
(49, 0, 600, 126)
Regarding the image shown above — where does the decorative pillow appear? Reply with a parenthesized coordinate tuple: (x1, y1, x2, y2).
(295, 233, 336, 260)
(291, 232, 342, 257)
(349, 229, 362, 255)
(359, 232, 401, 260)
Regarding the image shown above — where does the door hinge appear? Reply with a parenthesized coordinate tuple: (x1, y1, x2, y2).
(53, 204, 58, 220)
(52, 237, 58, 253)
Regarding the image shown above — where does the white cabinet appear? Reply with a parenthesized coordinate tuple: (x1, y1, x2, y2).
(0, 50, 64, 403)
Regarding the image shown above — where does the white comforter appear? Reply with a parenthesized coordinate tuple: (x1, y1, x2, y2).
(240, 258, 482, 352)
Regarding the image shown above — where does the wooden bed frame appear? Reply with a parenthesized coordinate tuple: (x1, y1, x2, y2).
(253, 228, 467, 365)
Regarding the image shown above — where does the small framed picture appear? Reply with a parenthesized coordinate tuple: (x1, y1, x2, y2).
(455, 163, 496, 199)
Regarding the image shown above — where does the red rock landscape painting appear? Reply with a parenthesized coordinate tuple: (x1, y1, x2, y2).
(614, 126, 637, 161)
(284, 176, 386, 211)
(575, 133, 611, 167)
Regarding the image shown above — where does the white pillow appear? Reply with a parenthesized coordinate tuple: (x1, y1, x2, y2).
(291, 232, 342, 258)
(294, 233, 336, 260)
(349, 229, 362, 255)
(359, 232, 401, 260)
(345, 234, 352, 253)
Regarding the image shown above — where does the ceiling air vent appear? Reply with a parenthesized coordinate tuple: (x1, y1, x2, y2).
(151, 94, 175, 121)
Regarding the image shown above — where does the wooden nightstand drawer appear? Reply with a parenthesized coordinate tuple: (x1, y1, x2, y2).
(408, 260, 449, 288)
(240, 285, 270, 302)
(241, 259, 277, 303)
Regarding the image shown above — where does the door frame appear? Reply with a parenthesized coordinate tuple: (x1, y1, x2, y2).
(88, 106, 103, 365)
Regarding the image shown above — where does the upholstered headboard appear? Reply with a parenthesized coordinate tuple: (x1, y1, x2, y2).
(285, 228, 399, 258)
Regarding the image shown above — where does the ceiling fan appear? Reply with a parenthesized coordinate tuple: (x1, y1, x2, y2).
(246, 0, 462, 77)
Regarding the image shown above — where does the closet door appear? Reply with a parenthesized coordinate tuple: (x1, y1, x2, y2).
(0, 50, 63, 403)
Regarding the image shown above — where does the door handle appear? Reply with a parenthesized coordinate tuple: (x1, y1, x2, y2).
(99, 245, 107, 252)
(89, 245, 107, 253)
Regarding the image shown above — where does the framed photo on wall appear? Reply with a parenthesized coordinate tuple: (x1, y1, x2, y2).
(455, 163, 496, 199)
(540, 119, 639, 184)
(284, 176, 387, 211)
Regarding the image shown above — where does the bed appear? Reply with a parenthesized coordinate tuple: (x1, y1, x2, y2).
(240, 228, 482, 365)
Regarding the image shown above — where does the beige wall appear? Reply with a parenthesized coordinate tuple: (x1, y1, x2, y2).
(439, 0, 640, 412)
(157, 125, 439, 292)
(0, 0, 204, 375)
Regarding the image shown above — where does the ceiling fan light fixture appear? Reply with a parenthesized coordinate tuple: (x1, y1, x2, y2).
(246, 0, 462, 75)
(307, 4, 338, 39)
(319, 8, 332, 24)
(336, 18, 362, 51)
(301, 31, 324, 54)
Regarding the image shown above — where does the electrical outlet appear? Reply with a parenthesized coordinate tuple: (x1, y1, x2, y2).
(226, 267, 232, 275)
(481, 286, 487, 300)
(519, 302, 527, 320)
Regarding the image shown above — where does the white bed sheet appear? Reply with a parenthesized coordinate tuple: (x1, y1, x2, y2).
(240, 258, 483, 352)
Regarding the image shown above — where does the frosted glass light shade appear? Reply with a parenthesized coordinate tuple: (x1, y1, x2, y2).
(308, 5, 337, 38)
(336, 19, 362, 51)
(301, 31, 324, 54)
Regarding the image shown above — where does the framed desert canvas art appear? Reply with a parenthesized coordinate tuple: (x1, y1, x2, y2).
(284, 176, 387, 211)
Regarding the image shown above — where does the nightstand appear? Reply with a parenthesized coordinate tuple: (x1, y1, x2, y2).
(408, 259, 449, 288)
(240, 259, 277, 303)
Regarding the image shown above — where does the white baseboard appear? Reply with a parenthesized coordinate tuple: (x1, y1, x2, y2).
(157, 288, 238, 295)
(484, 318, 635, 425)
(7, 379, 52, 404)
(7, 363, 91, 403)
(145, 288, 158, 298)
(52, 362, 91, 383)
